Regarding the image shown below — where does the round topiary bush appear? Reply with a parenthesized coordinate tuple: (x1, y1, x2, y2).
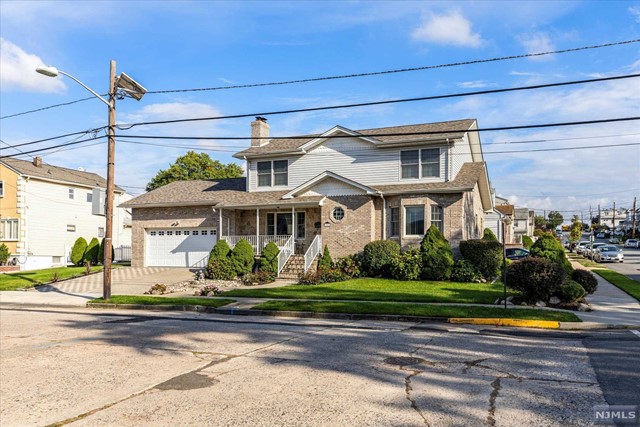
(571, 269, 598, 294)
(209, 239, 231, 263)
(522, 235, 534, 249)
(206, 257, 236, 280)
(259, 241, 280, 276)
(362, 240, 400, 278)
(71, 237, 88, 266)
(459, 239, 503, 279)
(85, 237, 100, 265)
(505, 257, 566, 304)
(450, 259, 482, 283)
(230, 239, 255, 276)
(482, 228, 498, 241)
(558, 280, 586, 303)
(389, 249, 421, 281)
(420, 225, 454, 281)
(529, 234, 573, 274)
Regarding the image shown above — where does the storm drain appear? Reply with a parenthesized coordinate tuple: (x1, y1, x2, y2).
(384, 356, 425, 366)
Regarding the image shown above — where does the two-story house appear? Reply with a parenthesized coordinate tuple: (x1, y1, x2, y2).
(122, 118, 493, 275)
(0, 157, 132, 271)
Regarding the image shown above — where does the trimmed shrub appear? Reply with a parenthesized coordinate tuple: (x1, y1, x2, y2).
(362, 240, 400, 278)
(230, 239, 255, 276)
(85, 237, 100, 265)
(98, 238, 114, 264)
(259, 241, 280, 276)
(482, 228, 498, 241)
(240, 270, 275, 286)
(298, 268, 347, 285)
(335, 254, 362, 279)
(571, 269, 598, 294)
(459, 239, 503, 279)
(71, 237, 88, 266)
(318, 245, 333, 271)
(451, 259, 482, 283)
(206, 257, 236, 280)
(420, 225, 454, 281)
(558, 280, 586, 303)
(522, 235, 534, 249)
(505, 257, 566, 303)
(389, 249, 422, 281)
(0, 243, 10, 265)
(209, 239, 231, 263)
(530, 234, 573, 274)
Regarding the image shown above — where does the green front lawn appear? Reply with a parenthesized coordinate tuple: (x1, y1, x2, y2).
(222, 278, 512, 304)
(0, 266, 103, 291)
(90, 295, 235, 307)
(592, 269, 640, 302)
(253, 300, 581, 322)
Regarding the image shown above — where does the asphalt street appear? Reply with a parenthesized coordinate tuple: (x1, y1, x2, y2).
(1, 307, 638, 426)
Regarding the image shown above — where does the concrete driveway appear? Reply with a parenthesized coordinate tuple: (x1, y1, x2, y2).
(36, 267, 195, 296)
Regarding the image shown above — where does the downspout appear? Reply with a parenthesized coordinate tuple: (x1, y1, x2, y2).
(380, 193, 386, 240)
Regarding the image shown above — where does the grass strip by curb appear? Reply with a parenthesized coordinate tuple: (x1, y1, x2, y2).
(252, 300, 581, 322)
(592, 269, 640, 302)
(90, 295, 235, 307)
(0, 266, 104, 291)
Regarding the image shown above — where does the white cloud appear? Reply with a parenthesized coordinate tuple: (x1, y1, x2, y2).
(509, 71, 542, 77)
(518, 33, 555, 61)
(0, 38, 66, 93)
(630, 6, 640, 23)
(412, 11, 483, 48)
(457, 80, 494, 89)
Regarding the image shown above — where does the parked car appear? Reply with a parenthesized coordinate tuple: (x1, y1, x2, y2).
(608, 237, 621, 244)
(596, 232, 605, 238)
(575, 241, 591, 254)
(506, 248, 530, 260)
(594, 245, 624, 263)
(584, 243, 607, 259)
(624, 239, 639, 248)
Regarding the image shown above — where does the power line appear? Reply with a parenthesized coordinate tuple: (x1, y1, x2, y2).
(511, 188, 640, 198)
(117, 74, 640, 129)
(3, 38, 637, 121)
(0, 135, 107, 158)
(146, 39, 640, 94)
(1, 128, 106, 150)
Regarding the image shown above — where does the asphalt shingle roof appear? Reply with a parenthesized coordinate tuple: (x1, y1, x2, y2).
(1, 157, 125, 192)
(235, 119, 476, 157)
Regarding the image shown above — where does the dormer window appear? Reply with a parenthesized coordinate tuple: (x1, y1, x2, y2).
(401, 148, 440, 179)
(257, 160, 288, 187)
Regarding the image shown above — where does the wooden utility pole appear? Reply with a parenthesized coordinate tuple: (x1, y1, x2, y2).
(103, 60, 117, 301)
(612, 202, 616, 234)
(633, 197, 637, 239)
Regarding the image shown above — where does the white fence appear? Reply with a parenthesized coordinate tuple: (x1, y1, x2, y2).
(114, 245, 131, 262)
(222, 235, 292, 255)
(304, 235, 322, 272)
(277, 236, 295, 275)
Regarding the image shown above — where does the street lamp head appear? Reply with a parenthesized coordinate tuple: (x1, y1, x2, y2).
(35, 65, 60, 78)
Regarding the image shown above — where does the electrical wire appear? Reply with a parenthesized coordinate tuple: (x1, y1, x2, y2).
(0, 135, 108, 158)
(116, 74, 640, 129)
(3, 38, 637, 121)
(1, 128, 106, 151)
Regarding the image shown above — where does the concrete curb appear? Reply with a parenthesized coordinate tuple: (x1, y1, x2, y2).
(84, 303, 640, 330)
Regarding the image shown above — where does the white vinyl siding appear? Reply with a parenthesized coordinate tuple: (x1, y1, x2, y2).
(248, 136, 450, 191)
(301, 178, 368, 197)
(450, 133, 474, 179)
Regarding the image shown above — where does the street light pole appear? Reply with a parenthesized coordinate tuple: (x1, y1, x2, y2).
(103, 60, 117, 301)
(36, 61, 145, 301)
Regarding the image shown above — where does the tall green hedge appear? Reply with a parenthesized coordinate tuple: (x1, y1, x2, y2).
(85, 237, 100, 265)
(259, 241, 280, 275)
(98, 238, 115, 264)
(318, 245, 333, 271)
(70, 237, 88, 266)
(459, 239, 503, 279)
(522, 235, 534, 249)
(482, 228, 498, 241)
(230, 239, 255, 276)
(420, 225, 454, 281)
(209, 239, 231, 262)
(362, 240, 400, 278)
(206, 239, 235, 279)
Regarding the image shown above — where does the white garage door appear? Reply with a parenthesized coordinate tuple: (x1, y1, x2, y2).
(146, 228, 217, 267)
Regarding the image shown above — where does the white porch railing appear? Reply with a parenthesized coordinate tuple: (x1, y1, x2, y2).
(277, 235, 295, 275)
(304, 235, 322, 273)
(222, 235, 292, 255)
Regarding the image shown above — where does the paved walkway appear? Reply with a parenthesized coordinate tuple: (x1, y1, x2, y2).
(570, 260, 640, 326)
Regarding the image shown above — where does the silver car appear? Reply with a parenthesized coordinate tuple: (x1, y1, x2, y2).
(584, 243, 607, 259)
(575, 241, 591, 254)
(594, 245, 624, 263)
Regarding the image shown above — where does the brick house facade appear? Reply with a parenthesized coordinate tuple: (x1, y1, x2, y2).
(123, 118, 493, 270)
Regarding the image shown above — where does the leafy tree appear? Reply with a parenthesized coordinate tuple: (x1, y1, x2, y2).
(0, 243, 10, 265)
(146, 151, 244, 191)
(569, 218, 583, 244)
(420, 225, 454, 281)
(534, 215, 546, 229)
(85, 237, 100, 265)
(521, 235, 534, 249)
(546, 211, 564, 230)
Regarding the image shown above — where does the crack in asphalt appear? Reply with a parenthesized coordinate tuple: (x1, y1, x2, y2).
(486, 377, 501, 426)
(404, 368, 430, 427)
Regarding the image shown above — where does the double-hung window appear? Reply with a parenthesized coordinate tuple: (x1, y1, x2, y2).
(296, 212, 306, 239)
(0, 180, 4, 197)
(390, 207, 400, 237)
(257, 160, 288, 187)
(68, 188, 75, 200)
(0, 218, 19, 240)
(401, 149, 440, 179)
(431, 205, 443, 233)
(405, 206, 425, 236)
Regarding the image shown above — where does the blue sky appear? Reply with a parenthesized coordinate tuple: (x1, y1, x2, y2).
(1, 0, 639, 220)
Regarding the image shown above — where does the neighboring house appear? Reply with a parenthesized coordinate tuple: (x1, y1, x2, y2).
(513, 207, 535, 243)
(621, 208, 639, 234)
(494, 204, 515, 244)
(0, 157, 132, 271)
(595, 208, 627, 230)
(122, 118, 494, 275)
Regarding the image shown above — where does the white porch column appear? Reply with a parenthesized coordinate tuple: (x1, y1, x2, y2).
(219, 208, 223, 237)
(256, 208, 260, 250)
(291, 206, 295, 238)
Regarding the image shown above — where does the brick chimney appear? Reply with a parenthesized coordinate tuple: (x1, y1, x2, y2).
(251, 117, 270, 147)
(33, 156, 42, 168)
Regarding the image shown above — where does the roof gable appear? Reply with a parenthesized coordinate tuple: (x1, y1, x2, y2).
(283, 171, 378, 199)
